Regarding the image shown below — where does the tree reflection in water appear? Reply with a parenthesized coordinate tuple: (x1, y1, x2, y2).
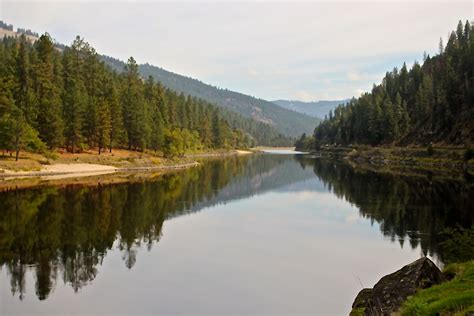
(0, 154, 472, 300)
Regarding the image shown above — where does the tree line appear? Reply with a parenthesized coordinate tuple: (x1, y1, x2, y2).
(0, 33, 276, 159)
(100, 55, 294, 145)
(305, 21, 473, 149)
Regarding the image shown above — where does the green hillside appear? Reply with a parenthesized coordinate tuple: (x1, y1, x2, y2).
(101, 56, 319, 138)
(0, 23, 292, 148)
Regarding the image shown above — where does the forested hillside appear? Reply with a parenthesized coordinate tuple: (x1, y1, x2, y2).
(100, 56, 318, 137)
(272, 99, 349, 119)
(0, 33, 290, 160)
(311, 21, 473, 147)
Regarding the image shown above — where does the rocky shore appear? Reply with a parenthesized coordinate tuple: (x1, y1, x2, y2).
(351, 257, 445, 315)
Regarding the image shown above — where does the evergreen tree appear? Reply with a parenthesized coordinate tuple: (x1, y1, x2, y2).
(15, 34, 36, 126)
(121, 57, 148, 150)
(34, 33, 63, 148)
(62, 37, 86, 152)
(310, 20, 473, 147)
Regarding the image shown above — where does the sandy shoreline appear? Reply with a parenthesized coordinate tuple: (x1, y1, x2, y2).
(1, 163, 118, 180)
(236, 150, 253, 155)
(0, 162, 202, 180)
(0, 149, 255, 181)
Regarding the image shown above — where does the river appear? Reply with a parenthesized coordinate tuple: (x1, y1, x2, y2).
(0, 152, 472, 315)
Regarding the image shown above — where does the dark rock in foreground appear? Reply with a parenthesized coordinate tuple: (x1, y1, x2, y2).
(352, 257, 445, 315)
(352, 288, 373, 309)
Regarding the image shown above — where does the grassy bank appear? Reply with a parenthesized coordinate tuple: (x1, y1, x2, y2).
(400, 261, 474, 316)
(350, 261, 474, 316)
(0, 148, 245, 173)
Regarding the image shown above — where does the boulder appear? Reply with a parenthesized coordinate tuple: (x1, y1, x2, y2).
(352, 257, 445, 316)
(352, 288, 373, 309)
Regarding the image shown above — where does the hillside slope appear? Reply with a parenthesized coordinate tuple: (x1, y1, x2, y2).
(101, 56, 319, 137)
(312, 20, 474, 147)
(0, 24, 292, 146)
(1, 22, 316, 139)
(272, 99, 350, 119)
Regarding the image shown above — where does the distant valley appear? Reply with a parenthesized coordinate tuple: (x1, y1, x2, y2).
(272, 99, 351, 120)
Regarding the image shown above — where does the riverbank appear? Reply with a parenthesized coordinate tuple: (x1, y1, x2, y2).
(0, 148, 251, 183)
(251, 146, 296, 153)
(309, 145, 474, 173)
(399, 261, 474, 315)
(351, 259, 474, 315)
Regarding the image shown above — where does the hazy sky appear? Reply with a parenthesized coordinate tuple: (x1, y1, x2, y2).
(1, 1, 472, 101)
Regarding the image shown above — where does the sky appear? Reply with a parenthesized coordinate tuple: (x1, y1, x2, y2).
(1, 0, 472, 102)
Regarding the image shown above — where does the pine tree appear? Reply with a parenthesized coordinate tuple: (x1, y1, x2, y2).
(34, 33, 63, 148)
(62, 37, 86, 152)
(212, 111, 222, 148)
(311, 21, 473, 147)
(106, 74, 124, 152)
(15, 34, 36, 126)
(96, 98, 111, 154)
(121, 57, 148, 150)
(82, 44, 100, 147)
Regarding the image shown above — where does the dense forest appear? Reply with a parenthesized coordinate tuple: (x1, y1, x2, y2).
(0, 32, 291, 160)
(305, 21, 473, 149)
(100, 56, 318, 138)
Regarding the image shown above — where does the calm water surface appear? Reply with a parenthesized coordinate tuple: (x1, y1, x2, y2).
(1, 153, 472, 315)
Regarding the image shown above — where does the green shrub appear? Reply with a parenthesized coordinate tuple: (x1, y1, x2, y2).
(44, 151, 59, 161)
(439, 226, 474, 263)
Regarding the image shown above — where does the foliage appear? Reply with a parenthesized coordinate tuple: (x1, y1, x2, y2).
(309, 21, 473, 147)
(0, 33, 256, 158)
(439, 226, 474, 263)
(136, 62, 318, 138)
(400, 261, 474, 316)
(294, 133, 314, 151)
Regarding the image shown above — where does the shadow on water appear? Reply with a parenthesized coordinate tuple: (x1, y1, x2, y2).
(0, 154, 472, 301)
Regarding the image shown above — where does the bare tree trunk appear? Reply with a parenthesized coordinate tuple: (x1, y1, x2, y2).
(15, 134, 19, 161)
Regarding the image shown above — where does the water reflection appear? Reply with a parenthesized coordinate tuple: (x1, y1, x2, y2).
(0, 154, 472, 304)
(304, 157, 473, 262)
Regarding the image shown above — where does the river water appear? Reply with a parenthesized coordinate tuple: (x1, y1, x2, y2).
(1, 152, 472, 315)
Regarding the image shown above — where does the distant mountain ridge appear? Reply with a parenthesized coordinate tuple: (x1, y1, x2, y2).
(102, 56, 320, 137)
(272, 99, 351, 119)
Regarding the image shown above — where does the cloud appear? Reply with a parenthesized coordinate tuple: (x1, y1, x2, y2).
(245, 67, 259, 77)
(354, 89, 366, 97)
(347, 71, 363, 82)
(294, 91, 319, 102)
